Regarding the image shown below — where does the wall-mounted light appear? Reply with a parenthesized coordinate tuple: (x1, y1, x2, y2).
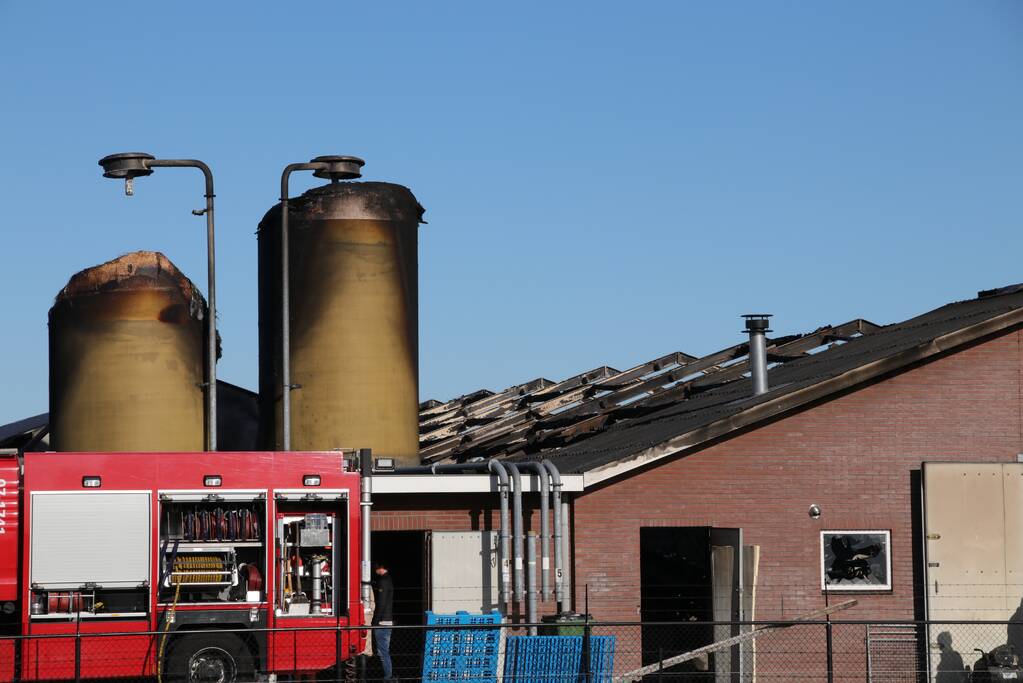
(204, 475, 223, 487)
(82, 476, 102, 488)
(374, 458, 396, 472)
(303, 475, 322, 487)
(808, 503, 822, 519)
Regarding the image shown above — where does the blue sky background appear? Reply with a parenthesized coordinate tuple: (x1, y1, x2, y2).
(1, 2, 1021, 424)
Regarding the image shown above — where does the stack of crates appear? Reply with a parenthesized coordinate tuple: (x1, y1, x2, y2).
(587, 635, 616, 681)
(504, 635, 615, 682)
(422, 610, 502, 682)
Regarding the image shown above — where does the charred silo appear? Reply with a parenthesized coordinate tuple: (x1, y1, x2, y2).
(258, 165, 424, 464)
(49, 251, 209, 452)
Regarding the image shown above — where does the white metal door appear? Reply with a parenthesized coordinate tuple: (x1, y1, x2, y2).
(429, 531, 499, 614)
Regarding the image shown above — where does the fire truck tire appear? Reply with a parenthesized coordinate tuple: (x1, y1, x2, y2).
(166, 633, 254, 683)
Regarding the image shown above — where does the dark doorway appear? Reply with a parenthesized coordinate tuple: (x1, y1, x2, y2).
(640, 527, 741, 681)
(371, 530, 428, 681)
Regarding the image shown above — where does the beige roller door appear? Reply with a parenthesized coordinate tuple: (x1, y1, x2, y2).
(923, 462, 1019, 679)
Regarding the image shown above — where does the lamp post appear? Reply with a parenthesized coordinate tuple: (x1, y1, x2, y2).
(97, 153, 219, 452)
(277, 155, 364, 451)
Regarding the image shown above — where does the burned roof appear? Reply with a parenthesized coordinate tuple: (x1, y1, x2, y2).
(5, 285, 1023, 484)
(420, 286, 1023, 479)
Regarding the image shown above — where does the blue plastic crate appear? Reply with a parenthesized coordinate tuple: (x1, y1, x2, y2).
(422, 611, 502, 683)
(504, 635, 615, 683)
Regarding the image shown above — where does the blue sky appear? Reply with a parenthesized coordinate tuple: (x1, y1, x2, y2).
(1, 2, 1021, 424)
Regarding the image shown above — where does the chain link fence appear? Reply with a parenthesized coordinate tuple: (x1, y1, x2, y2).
(2, 619, 1022, 682)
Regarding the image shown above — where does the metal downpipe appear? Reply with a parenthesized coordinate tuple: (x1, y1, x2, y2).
(359, 449, 373, 619)
(488, 460, 512, 615)
(522, 462, 550, 601)
(526, 534, 538, 635)
(542, 459, 565, 613)
(506, 463, 524, 609)
(561, 499, 571, 612)
(278, 163, 321, 450)
(280, 187, 291, 451)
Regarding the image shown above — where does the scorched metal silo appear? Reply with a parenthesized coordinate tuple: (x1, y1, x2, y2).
(258, 162, 424, 464)
(49, 251, 209, 451)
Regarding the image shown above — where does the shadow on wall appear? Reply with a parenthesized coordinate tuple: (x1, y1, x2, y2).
(935, 631, 968, 683)
(939, 599, 1023, 682)
(1009, 600, 1023, 664)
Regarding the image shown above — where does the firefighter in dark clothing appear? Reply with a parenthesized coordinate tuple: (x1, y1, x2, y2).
(372, 562, 395, 680)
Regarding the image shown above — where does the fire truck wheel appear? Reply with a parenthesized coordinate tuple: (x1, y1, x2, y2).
(166, 633, 253, 683)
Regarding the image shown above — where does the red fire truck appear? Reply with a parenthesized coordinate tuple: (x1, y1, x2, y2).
(0, 449, 366, 681)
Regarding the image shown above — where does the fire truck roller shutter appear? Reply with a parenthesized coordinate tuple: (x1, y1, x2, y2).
(31, 492, 150, 588)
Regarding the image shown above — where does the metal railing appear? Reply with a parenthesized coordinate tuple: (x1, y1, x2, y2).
(2, 619, 1021, 682)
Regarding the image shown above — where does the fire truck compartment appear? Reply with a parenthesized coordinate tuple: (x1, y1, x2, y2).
(159, 494, 266, 604)
(275, 496, 347, 618)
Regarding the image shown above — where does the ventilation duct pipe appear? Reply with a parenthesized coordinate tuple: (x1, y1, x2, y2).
(743, 314, 772, 396)
(489, 460, 512, 613)
(391, 459, 512, 615)
(506, 463, 525, 608)
(526, 534, 538, 635)
(521, 462, 550, 600)
(542, 460, 566, 613)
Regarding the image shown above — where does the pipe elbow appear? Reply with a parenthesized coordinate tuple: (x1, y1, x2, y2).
(488, 459, 509, 487)
(541, 459, 562, 487)
(505, 462, 521, 489)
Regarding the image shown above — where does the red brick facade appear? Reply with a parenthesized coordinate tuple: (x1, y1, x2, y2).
(574, 328, 1023, 623)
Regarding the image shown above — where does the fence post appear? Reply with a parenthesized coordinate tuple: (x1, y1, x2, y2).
(582, 586, 591, 683)
(864, 623, 872, 683)
(825, 620, 834, 683)
(336, 623, 343, 674)
(74, 633, 81, 683)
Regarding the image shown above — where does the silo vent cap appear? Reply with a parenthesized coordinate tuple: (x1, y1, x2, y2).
(311, 155, 364, 180)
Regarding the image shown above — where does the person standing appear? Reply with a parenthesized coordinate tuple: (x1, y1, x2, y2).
(372, 562, 395, 681)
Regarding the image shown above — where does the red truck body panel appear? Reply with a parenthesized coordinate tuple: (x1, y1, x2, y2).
(0, 451, 365, 681)
(0, 454, 20, 603)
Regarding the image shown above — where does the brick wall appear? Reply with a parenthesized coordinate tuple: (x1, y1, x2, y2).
(573, 328, 1023, 624)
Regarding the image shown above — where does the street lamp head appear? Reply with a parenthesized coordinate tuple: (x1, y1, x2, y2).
(98, 153, 155, 196)
(310, 155, 364, 181)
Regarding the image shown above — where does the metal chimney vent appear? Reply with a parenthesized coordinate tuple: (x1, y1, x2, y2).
(743, 314, 772, 396)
